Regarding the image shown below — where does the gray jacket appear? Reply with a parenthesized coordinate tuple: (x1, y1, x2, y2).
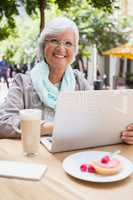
(0, 70, 90, 138)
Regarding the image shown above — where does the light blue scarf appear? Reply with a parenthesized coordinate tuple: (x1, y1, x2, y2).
(30, 61, 75, 109)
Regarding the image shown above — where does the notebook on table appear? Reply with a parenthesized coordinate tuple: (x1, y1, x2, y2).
(0, 161, 47, 181)
(41, 89, 133, 153)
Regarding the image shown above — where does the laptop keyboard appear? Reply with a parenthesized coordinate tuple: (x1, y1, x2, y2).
(46, 137, 53, 143)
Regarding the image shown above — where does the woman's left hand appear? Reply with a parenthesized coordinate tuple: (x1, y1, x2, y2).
(121, 124, 133, 144)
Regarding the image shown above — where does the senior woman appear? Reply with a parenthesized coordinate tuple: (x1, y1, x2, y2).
(0, 17, 132, 144)
(0, 17, 90, 139)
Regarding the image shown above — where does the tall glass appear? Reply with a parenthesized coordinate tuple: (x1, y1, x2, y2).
(20, 109, 41, 156)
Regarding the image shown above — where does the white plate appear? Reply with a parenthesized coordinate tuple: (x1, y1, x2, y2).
(63, 151, 133, 183)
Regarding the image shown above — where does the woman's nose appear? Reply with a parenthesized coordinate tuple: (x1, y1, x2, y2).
(55, 44, 66, 52)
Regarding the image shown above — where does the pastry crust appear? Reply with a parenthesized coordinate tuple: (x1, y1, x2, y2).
(91, 160, 121, 176)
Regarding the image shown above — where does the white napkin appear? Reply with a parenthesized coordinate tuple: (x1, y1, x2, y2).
(0, 161, 47, 181)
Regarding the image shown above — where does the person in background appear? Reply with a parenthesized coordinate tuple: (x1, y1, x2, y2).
(0, 53, 9, 88)
(0, 17, 90, 139)
(93, 69, 103, 90)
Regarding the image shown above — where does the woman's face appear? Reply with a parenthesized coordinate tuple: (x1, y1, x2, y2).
(44, 30, 75, 71)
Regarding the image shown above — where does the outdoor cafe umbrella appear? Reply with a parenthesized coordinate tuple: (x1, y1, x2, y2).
(102, 43, 133, 60)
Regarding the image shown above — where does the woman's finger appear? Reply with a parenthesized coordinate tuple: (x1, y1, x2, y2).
(121, 133, 133, 143)
(122, 139, 133, 145)
(126, 124, 133, 130)
(121, 131, 133, 137)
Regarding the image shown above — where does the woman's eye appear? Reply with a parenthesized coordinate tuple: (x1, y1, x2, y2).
(51, 39, 58, 45)
(65, 41, 73, 47)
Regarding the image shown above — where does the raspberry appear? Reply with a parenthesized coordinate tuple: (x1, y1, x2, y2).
(101, 155, 110, 163)
(88, 164, 96, 173)
(80, 164, 88, 172)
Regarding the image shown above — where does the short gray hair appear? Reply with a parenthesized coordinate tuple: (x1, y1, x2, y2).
(38, 16, 79, 61)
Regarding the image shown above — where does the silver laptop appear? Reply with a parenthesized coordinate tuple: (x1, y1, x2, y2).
(41, 89, 133, 153)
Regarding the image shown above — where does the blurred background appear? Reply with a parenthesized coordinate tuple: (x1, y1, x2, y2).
(0, 0, 133, 103)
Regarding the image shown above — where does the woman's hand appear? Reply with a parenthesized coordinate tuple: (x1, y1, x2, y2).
(121, 124, 133, 144)
(41, 121, 54, 136)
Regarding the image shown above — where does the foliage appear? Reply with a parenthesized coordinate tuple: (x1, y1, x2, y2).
(0, 0, 132, 65)
(0, 0, 41, 41)
(0, 0, 18, 40)
(65, 1, 130, 55)
(55, 0, 117, 13)
(23, 0, 55, 15)
(88, 0, 118, 13)
(0, 0, 118, 41)
(22, 0, 39, 15)
(0, 16, 40, 64)
(0, 4, 60, 64)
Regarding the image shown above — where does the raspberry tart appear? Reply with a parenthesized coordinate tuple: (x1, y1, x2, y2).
(91, 155, 121, 175)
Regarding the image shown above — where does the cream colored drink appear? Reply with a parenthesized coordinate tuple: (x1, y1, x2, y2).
(20, 109, 41, 156)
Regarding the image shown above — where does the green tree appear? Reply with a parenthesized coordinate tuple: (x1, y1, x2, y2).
(0, 4, 60, 64)
(66, 2, 130, 53)
(0, 0, 117, 41)
(64, 1, 131, 74)
(1, 0, 130, 68)
(0, 16, 40, 64)
(56, 0, 117, 13)
(0, 1, 18, 40)
(0, 0, 46, 40)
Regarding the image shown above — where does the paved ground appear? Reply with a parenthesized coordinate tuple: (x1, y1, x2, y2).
(0, 82, 8, 104)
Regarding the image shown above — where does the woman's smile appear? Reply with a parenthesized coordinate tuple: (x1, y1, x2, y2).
(53, 53, 66, 58)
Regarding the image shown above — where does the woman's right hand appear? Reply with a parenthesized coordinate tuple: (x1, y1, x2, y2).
(121, 124, 133, 144)
(41, 121, 54, 136)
